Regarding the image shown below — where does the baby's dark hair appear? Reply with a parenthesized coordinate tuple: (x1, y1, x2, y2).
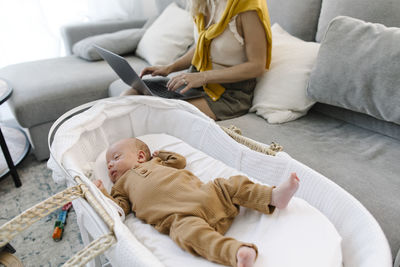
(134, 138, 151, 161)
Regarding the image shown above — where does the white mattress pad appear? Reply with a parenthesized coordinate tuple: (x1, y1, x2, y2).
(93, 133, 343, 267)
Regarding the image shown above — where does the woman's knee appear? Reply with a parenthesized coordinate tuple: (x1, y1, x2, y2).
(186, 97, 217, 120)
(120, 87, 141, 96)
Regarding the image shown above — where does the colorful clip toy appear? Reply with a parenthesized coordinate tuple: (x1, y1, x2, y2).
(52, 202, 72, 241)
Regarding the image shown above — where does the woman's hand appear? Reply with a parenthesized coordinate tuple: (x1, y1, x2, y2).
(140, 65, 172, 78)
(166, 72, 207, 94)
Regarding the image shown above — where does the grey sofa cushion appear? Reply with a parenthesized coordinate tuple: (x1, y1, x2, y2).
(313, 103, 400, 141)
(109, 79, 131, 97)
(316, 0, 400, 42)
(307, 16, 400, 125)
(266, 0, 322, 41)
(154, 0, 186, 13)
(73, 28, 145, 61)
(218, 111, 400, 259)
(0, 55, 149, 128)
(61, 19, 147, 55)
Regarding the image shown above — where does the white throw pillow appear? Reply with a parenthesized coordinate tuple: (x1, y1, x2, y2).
(250, 24, 320, 124)
(135, 3, 194, 66)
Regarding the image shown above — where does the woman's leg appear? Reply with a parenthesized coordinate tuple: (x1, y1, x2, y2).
(186, 97, 217, 120)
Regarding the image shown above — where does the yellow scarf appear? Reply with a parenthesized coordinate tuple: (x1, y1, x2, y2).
(192, 0, 272, 101)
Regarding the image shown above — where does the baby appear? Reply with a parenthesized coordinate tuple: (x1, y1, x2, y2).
(94, 138, 300, 267)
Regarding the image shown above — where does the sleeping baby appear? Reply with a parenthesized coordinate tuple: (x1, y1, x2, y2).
(94, 138, 300, 267)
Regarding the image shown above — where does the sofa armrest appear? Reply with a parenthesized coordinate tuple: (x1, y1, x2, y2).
(61, 19, 147, 55)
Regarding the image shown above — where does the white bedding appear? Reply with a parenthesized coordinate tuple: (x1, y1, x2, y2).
(93, 133, 343, 267)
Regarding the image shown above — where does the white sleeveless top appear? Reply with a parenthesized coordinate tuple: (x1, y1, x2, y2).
(194, 0, 247, 70)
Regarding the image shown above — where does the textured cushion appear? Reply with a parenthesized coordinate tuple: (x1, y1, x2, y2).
(135, 3, 194, 66)
(218, 111, 400, 259)
(0, 55, 149, 128)
(250, 24, 319, 124)
(316, 0, 400, 42)
(266, 0, 322, 41)
(307, 16, 400, 125)
(73, 28, 145, 61)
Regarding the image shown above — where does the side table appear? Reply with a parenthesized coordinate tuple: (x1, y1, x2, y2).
(0, 79, 30, 187)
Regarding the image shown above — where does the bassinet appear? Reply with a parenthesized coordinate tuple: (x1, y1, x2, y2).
(0, 96, 392, 266)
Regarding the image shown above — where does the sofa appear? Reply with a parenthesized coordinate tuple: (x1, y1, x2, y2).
(0, 0, 399, 265)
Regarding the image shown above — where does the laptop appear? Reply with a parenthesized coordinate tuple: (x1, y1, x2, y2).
(94, 45, 205, 100)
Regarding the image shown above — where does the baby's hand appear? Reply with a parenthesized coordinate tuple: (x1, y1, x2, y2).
(94, 180, 105, 191)
(152, 150, 160, 157)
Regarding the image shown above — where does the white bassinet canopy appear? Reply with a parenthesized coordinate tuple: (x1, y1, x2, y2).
(47, 96, 392, 267)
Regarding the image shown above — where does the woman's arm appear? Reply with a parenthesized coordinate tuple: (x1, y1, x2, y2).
(204, 10, 267, 83)
(168, 10, 267, 92)
(168, 46, 196, 73)
(140, 46, 195, 77)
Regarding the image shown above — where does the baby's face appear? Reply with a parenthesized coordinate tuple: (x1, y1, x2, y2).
(106, 141, 139, 183)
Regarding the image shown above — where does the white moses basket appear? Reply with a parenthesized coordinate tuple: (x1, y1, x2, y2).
(0, 96, 391, 267)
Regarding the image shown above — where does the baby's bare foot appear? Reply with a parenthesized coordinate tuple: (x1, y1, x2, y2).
(271, 173, 300, 209)
(236, 246, 256, 267)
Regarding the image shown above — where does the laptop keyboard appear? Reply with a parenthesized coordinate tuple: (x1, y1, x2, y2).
(145, 81, 184, 99)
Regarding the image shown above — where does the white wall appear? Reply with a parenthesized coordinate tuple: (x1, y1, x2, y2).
(0, 0, 158, 68)
(86, 0, 157, 21)
(0, 0, 158, 121)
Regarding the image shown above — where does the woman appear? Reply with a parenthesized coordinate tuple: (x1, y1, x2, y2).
(124, 0, 272, 121)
